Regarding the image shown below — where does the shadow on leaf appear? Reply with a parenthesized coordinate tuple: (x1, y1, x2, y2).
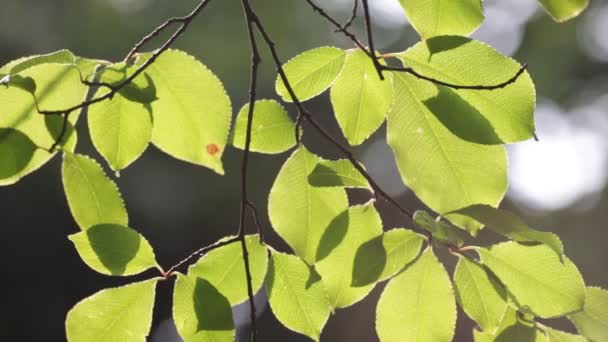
(192, 277, 234, 331)
(351, 235, 387, 287)
(423, 86, 503, 144)
(87, 224, 142, 276)
(0, 128, 37, 179)
(315, 209, 349, 263)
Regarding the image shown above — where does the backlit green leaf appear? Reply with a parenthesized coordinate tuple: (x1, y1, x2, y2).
(268, 147, 348, 264)
(479, 242, 585, 318)
(9, 49, 75, 75)
(62, 153, 128, 230)
(376, 248, 456, 342)
(330, 49, 393, 145)
(276, 46, 346, 102)
(66, 279, 157, 342)
(543, 326, 586, 342)
(308, 159, 370, 189)
(266, 251, 331, 341)
(451, 204, 564, 258)
(173, 274, 235, 342)
(569, 287, 608, 341)
(388, 71, 507, 233)
(231, 99, 296, 154)
(397, 36, 536, 144)
(0, 61, 89, 185)
(352, 228, 424, 287)
(315, 202, 383, 308)
(188, 235, 267, 305)
(454, 256, 508, 332)
(88, 64, 153, 171)
(140, 49, 231, 174)
(474, 306, 547, 342)
(68, 224, 158, 276)
(538, 0, 589, 22)
(413, 210, 469, 246)
(398, 0, 483, 38)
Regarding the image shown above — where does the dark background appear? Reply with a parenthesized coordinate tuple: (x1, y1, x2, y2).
(1, 0, 607, 341)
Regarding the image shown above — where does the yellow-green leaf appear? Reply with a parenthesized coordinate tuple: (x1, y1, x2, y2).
(141, 49, 231, 174)
(376, 248, 457, 342)
(62, 153, 128, 230)
(569, 287, 608, 341)
(398, 0, 483, 38)
(69, 224, 158, 276)
(398, 36, 536, 144)
(231, 99, 296, 154)
(188, 235, 267, 305)
(66, 279, 157, 342)
(538, 0, 589, 22)
(330, 49, 393, 145)
(268, 147, 348, 264)
(315, 202, 384, 308)
(173, 274, 234, 342)
(388, 71, 507, 233)
(479, 242, 585, 318)
(266, 251, 331, 341)
(276, 46, 346, 102)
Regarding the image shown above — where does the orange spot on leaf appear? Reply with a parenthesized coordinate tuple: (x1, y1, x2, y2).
(206, 144, 220, 156)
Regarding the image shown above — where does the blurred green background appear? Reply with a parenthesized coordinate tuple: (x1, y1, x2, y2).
(1, 0, 607, 341)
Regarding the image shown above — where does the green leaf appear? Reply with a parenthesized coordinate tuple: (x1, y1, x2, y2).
(352, 228, 424, 287)
(538, 0, 589, 22)
(474, 306, 517, 341)
(68, 224, 158, 276)
(398, 0, 483, 38)
(173, 274, 235, 342)
(376, 248, 457, 342)
(231, 99, 296, 154)
(268, 147, 348, 264)
(308, 159, 370, 189)
(88, 95, 152, 171)
(0, 61, 90, 186)
(388, 70, 507, 233)
(8, 49, 76, 75)
(413, 210, 469, 246)
(94, 62, 157, 104)
(451, 204, 564, 258)
(569, 287, 608, 341)
(66, 279, 157, 342)
(62, 153, 128, 230)
(543, 326, 586, 342)
(479, 242, 585, 318)
(397, 36, 536, 144)
(266, 251, 331, 341)
(139, 49, 231, 174)
(330, 49, 393, 145)
(276, 46, 346, 102)
(88, 68, 153, 171)
(474, 306, 547, 342)
(188, 235, 267, 305)
(315, 202, 384, 308)
(454, 256, 508, 332)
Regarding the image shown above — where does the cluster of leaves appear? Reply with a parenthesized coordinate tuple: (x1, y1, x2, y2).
(1, 0, 605, 341)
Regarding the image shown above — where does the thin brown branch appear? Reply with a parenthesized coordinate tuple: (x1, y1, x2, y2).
(40, 0, 214, 150)
(382, 64, 528, 90)
(246, 200, 265, 243)
(161, 236, 240, 279)
(305, 0, 528, 91)
(239, 0, 262, 340)
(245, 2, 417, 223)
(360, 0, 384, 80)
(303, 0, 370, 55)
(335, 0, 358, 32)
